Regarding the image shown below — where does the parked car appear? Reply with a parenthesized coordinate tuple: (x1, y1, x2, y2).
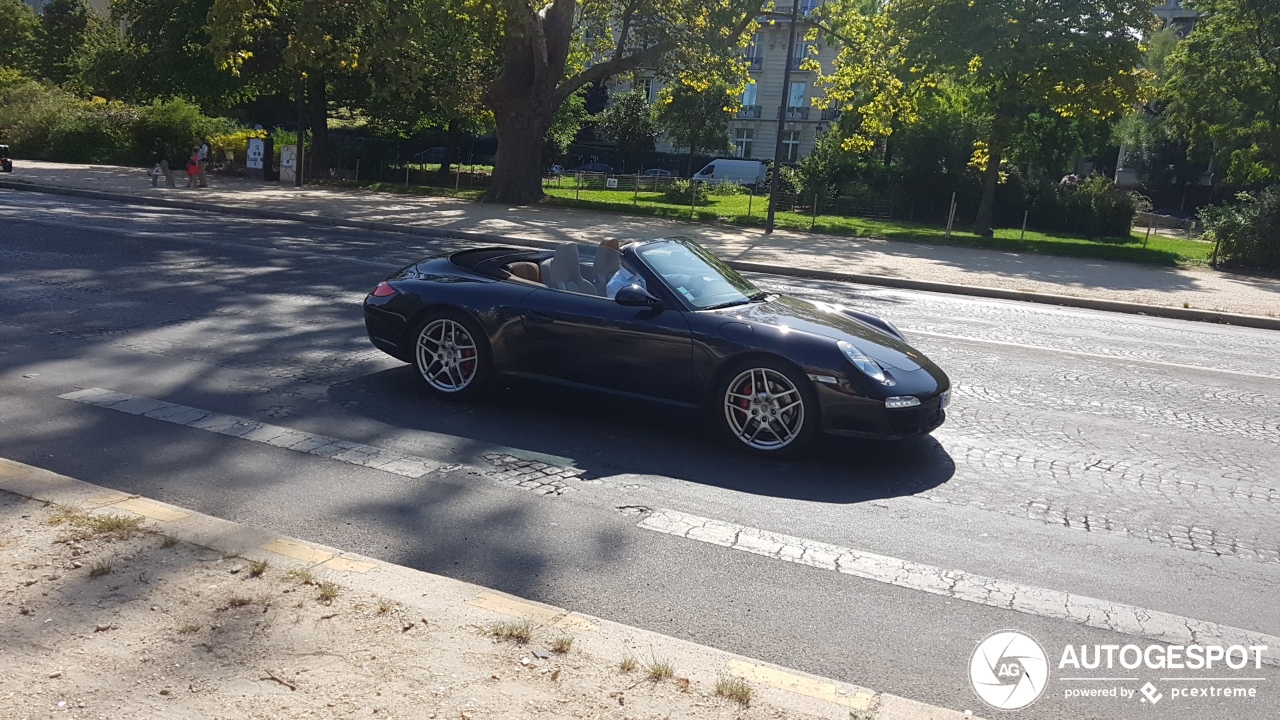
(576, 162, 614, 174)
(363, 237, 950, 456)
(692, 159, 767, 186)
(643, 168, 674, 177)
(0, 145, 11, 173)
(549, 164, 565, 176)
(413, 147, 447, 163)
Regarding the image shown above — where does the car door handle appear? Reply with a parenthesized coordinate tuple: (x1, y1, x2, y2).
(527, 311, 555, 324)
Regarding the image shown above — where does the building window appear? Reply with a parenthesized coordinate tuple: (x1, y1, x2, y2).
(640, 77, 655, 103)
(783, 131, 801, 162)
(788, 81, 807, 109)
(741, 80, 757, 107)
(792, 43, 812, 69)
(734, 129, 754, 159)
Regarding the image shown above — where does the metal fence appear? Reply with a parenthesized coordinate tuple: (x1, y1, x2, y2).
(1134, 211, 1204, 240)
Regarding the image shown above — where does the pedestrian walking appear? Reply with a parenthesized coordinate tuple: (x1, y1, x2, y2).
(197, 138, 210, 187)
(151, 139, 177, 188)
(186, 146, 200, 188)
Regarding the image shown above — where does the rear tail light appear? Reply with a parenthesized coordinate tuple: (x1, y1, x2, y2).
(371, 281, 397, 297)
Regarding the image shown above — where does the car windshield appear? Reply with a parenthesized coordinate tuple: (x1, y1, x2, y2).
(636, 240, 762, 309)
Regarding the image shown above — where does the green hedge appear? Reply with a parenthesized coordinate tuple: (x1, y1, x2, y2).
(0, 70, 237, 165)
(1201, 188, 1280, 270)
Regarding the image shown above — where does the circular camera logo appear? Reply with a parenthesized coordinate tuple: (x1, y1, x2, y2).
(970, 630, 1049, 711)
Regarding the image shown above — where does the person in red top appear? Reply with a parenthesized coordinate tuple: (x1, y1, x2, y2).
(185, 146, 200, 188)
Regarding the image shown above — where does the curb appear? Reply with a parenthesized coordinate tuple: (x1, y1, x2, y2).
(0, 456, 977, 720)
(4, 178, 1277, 332)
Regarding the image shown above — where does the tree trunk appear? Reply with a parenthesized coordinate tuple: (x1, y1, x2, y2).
(973, 141, 1002, 237)
(308, 72, 329, 180)
(486, 108, 552, 204)
(439, 118, 460, 181)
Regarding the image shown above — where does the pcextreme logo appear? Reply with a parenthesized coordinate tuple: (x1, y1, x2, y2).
(970, 630, 1050, 711)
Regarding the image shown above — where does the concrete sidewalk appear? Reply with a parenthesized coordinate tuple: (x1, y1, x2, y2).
(0, 457, 975, 720)
(4, 160, 1279, 319)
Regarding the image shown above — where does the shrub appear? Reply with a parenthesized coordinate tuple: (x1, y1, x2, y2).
(705, 180, 746, 196)
(1201, 188, 1280, 270)
(1025, 174, 1136, 239)
(662, 178, 711, 205)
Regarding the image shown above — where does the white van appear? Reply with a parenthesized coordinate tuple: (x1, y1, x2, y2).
(692, 159, 767, 187)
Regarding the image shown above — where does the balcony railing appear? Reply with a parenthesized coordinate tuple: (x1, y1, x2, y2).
(789, 56, 811, 71)
(739, 105, 763, 119)
(785, 106, 810, 120)
(820, 108, 841, 121)
(745, 55, 763, 72)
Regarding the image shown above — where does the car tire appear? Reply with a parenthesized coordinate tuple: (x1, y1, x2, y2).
(411, 310, 492, 399)
(714, 357, 818, 456)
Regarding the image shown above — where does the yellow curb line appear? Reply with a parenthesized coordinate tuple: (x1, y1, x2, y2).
(465, 591, 598, 633)
(322, 556, 379, 574)
(262, 538, 334, 565)
(728, 659, 877, 711)
(109, 497, 189, 522)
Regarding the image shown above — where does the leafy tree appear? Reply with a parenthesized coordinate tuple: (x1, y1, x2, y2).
(0, 0, 41, 76)
(39, 0, 95, 84)
(479, 0, 764, 204)
(546, 87, 588, 160)
(596, 88, 656, 172)
(656, 79, 735, 177)
(209, 0, 370, 175)
(1164, 0, 1280, 184)
(109, 0, 247, 107)
(363, 0, 499, 177)
(882, 0, 1151, 235)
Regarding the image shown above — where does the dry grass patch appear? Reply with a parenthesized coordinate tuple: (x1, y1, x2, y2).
(248, 559, 269, 578)
(176, 623, 202, 635)
(222, 595, 253, 610)
(715, 676, 752, 706)
(488, 619, 533, 644)
(317, 581, 340, 603)
(619, 655, 638, 672)
(87, 559, 115, 578)
(647, 657, 675, 681)
(376, 597, 396, 615)
(285, 568, 315, 585)
(550, 635, 573, 654)
(50, 507, 144, 541)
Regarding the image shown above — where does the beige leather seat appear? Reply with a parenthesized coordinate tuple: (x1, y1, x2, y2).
(506, 261, 542, 284)
(593, 245, 621, 296)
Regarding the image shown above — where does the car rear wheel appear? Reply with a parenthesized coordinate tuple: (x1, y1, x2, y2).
(717, 359, 817, 456)
(412, 311, 490, 399)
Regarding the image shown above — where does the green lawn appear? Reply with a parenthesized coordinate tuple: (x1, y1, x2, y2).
(317, 177, 1212, 267)
(541, 186, 1212, 267)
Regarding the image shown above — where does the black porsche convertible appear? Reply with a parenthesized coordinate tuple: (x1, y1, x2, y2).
(363, 237, 950, 455)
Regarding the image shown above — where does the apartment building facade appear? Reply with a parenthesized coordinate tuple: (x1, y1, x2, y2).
(622, 2, 841, 164)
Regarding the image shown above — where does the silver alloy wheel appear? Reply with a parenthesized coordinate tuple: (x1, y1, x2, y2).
(723, 367, 805, 450)
(415, 318, 479, 393)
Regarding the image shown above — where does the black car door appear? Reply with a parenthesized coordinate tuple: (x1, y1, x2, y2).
(518, 288, 694, 402)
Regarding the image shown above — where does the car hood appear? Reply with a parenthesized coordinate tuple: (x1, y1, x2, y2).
(713, 295, 926, 371)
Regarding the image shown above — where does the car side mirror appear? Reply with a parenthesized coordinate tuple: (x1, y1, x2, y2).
(615, 285, 662, 308)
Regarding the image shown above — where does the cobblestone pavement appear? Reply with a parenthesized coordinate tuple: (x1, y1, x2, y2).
(7, 160, 1280, 317)
(1, 193, 1275, 577)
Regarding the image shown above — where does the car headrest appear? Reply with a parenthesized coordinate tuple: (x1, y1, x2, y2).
(595, 246, 621, 280)
(545, 243, 583, 286)
(506, 261, 541, 283)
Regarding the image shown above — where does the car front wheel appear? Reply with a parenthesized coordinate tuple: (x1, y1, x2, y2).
(412, 311, 490, 399)
(717, 359, 817, 456)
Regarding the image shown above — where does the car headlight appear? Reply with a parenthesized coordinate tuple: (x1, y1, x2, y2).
(837, 340, 887, 384)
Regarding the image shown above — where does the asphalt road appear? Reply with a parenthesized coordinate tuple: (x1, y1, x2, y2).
(2, 190, 1278, 719)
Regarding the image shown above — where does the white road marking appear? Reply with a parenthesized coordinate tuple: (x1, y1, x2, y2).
(59, 388, 445, 478)
(639, 508, 1280, 665)
(906, 329, 1280, 382)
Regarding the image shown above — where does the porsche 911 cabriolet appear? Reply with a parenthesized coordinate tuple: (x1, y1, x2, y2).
(363, 237, 950, 455)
